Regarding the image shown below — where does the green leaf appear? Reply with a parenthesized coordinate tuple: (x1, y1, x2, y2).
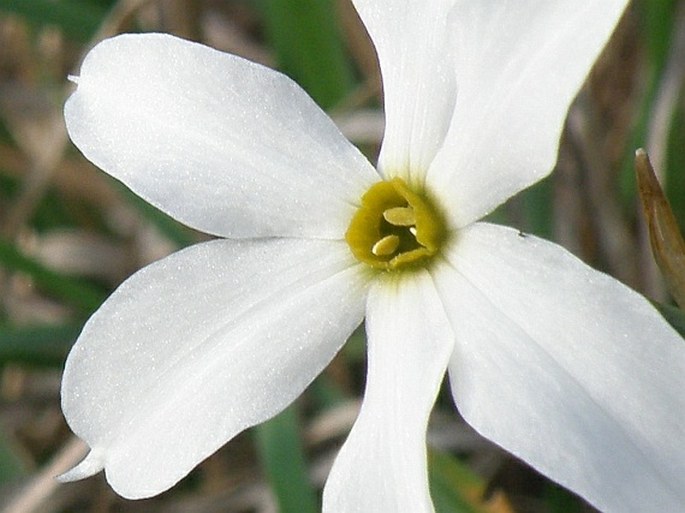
(665, 90, 685, 229)
(114, 182, 197, 248)
(0, 0, 109, 41)
(254, 406, 318, 513)
(619, 0, 680, 204)
(309, 374, 347, 410)
(519, 174, 554, 239)
(0, 428, 27, 484)
(0, 323, 80, 366)
(641, 0, 679, 68)
(543, 484, 582, 513)
(429, 450, 514, 513)
(0, 237, 106, 313)
(653, 301, 685, 338)
(261, 0, 354, 109)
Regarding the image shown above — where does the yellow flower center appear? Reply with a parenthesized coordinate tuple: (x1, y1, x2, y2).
(345, 178, 447, 271)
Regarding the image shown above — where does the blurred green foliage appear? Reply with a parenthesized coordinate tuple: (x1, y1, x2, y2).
(0, 434, 27, 484)
(260, 0, 354, 109)
(430, 450, 514, 513)
(0, 323, 79, 367)
(0, 0, 112, 41)
(621, 0, 681, 208)
(254, 407, 318, 513)
(0, 238, 106, 313)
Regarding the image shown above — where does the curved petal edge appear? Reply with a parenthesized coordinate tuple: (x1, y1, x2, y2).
(435, 223, 685, 512)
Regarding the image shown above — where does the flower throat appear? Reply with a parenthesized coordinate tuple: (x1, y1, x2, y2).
(345, 178, 447, 271)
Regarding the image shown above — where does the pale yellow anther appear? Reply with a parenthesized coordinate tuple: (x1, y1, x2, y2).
(372, 234, 401, 256)
(383, 206, 416, 227)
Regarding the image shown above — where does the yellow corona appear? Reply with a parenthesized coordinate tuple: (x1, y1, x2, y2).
(345, 178, 448, 271)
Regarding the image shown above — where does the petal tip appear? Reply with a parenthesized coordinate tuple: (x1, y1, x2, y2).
(57, 448, 105, 483)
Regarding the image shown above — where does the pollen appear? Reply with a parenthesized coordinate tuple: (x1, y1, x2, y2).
(345, 177, 447, 271)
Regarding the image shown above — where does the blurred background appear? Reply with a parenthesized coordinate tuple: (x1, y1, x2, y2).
(0, 0, 684, 512)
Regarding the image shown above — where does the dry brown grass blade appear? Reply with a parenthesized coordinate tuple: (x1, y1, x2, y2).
(635, 148, 685, 309)
(1, 437, 88, 513)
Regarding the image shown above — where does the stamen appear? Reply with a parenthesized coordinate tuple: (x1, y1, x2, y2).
(383, 207, 416, 227)
(345, 177, 447, 271)
(372, 234, 400, 256)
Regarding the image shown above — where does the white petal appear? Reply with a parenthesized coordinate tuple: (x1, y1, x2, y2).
(352, 0, 457, 183)
(434, 223, 685, 512)
(65, 33, 378, 239)
(61, 238, 369, 499)
(427, 1, 628, 227)
(323, 271, 454, 513)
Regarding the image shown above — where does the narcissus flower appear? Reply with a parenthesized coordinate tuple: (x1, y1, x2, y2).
(60, 1, 685, 512)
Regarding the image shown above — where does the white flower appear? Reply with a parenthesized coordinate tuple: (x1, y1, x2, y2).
(60, 1, 685, 512)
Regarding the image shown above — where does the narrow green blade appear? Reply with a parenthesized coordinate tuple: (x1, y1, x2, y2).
(116, 182, 197, 248)
(261, 0, 354, 109)
(619, 0, 679, 203)
(0, 0, 108, 41)
(0, 323, 80, 367)
(0, 429, 27, 484)
(654, 301, 685, 338)
(520, 175, 554, 239)
(254, 406, 318, 513)
(0, 238, 106, 313)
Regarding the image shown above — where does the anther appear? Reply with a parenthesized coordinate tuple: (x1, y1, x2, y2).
(372, 234, 400, 256)
(383, 206, 416, 227)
